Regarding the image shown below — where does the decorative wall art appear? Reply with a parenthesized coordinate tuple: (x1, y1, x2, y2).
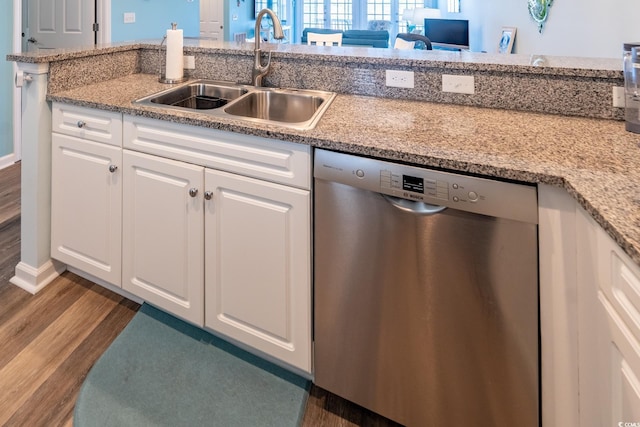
(497, 27, 516, 53)
(528, 0, 553, 33)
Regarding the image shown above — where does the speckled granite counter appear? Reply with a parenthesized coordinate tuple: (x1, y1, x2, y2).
(10, 39, 622, 77)
(9, 41, 625, 120)
(47, 73, 640, 265)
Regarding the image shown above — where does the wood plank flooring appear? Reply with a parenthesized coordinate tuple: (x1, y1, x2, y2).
(0, 161, 399, 427)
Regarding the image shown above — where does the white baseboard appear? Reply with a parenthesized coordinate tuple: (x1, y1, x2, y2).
(10, 260, 66, 294)
(0, 154, 19, 170)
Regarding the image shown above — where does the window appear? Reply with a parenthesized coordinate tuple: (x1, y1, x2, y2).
(367, 0, 391, 22)
(330, 0, 353, 30)
(257, 0, 290, 25)
(398, 0, 427, 33)
(303, 1, 325, 29)
(297, 0, 433, 42)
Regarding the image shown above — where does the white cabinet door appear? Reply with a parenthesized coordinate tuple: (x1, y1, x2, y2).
(51, 133, 122, 286)
(577, 206, 640, 426)
(204, 168, 312, 373)
(122, 150, 205, 326)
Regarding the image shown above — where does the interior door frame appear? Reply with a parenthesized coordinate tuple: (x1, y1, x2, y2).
(11, 0, 21, 163)
(11, 0, 111, 162)
(96, 0, 110, 44)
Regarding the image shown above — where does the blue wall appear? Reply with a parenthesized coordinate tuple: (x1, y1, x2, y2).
(111, 0, 200, 42)
(0, 2, 14, 158)
(226, 1, 256, 41)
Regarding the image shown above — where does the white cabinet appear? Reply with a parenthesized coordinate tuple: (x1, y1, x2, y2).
(123, 115, 310, 189)
(538, 184, 581, 426)
(577, 207, 640, 426)
(122, 116, 312, 372)
(540, 184, 640, 426)
(204, 168, 311, 371)
(122, 150, 205, 325)
(51, 103, 122, 286)
(51, 105, 313, 373)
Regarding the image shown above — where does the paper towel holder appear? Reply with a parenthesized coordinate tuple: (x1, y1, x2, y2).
(158, 23, 188, 84)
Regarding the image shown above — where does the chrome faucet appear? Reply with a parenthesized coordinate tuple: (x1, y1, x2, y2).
(252, 9, 284, 87)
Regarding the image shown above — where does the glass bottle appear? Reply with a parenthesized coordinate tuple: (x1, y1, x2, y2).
(623, 43, 640, 133)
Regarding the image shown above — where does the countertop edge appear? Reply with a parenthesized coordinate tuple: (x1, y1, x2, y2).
(46, 76, 640, 267)
(9, 41, 622, 80)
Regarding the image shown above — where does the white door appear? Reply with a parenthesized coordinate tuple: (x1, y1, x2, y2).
(204, 168, 312, 372)
(26, 0, 94, 50)
(122, 150, 205, 326)
(51, 133, 122, 286)
(200, 0, 224, 40)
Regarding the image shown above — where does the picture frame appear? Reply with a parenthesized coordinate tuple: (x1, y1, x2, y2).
(497, 27, 516, 54)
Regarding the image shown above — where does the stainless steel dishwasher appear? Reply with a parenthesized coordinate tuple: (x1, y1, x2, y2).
(313, 149, 539, 427)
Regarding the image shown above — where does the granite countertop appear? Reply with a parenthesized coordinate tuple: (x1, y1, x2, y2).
(9, 40, 622, 78)
(48, 73, 640, 264)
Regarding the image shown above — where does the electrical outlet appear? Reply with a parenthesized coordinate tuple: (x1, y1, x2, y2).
(442, 74, 475, 94)
(613, 86, 625, 108)
(184, 56, 195, 70)
(386, 70, 414, 89)
(124, 12, 135, 24)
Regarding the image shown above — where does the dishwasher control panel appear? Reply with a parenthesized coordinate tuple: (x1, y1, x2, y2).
(315, 149, 538, 224)
(380, 170, 450, 201)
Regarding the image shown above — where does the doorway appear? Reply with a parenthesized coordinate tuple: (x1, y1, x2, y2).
(22, 0, 97, 51)
(11, 0, 109, 166)
(200, 0, 224, 40)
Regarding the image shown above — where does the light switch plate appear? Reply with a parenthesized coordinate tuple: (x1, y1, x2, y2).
(442, 74, 475, 94)
(124, 12, 136, 24)
(386, 70, 415, 88)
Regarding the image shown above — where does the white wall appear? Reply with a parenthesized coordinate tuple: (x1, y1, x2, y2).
(448, 0, 639, 58)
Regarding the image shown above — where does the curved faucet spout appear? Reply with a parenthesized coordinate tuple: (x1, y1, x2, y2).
(252, 8, 284, 87)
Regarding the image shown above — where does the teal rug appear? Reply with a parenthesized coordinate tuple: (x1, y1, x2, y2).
(74, 303, 310, 427)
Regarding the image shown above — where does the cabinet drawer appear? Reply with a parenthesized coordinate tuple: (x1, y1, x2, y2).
(123, 115, 311, 190)
(52, 102, 122, 146)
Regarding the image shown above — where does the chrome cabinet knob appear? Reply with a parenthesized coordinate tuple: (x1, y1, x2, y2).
(188, 188, 198, 197)
(108, 165, 118, 173)
(77, 120, 86, 128)
(204, 191, 213, 200)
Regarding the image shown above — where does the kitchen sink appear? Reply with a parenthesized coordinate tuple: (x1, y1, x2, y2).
(224, 90, 325, 123)
(140, 81, 249, 110)
(134, 80, 336, 130)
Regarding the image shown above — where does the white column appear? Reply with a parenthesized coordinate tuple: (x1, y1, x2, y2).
(10, 62, 65, 294)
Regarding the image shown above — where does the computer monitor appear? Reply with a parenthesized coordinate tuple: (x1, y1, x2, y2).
(423, 19, 469, 50)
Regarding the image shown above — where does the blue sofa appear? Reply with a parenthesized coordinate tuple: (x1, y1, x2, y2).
(301, 28, 390, 48)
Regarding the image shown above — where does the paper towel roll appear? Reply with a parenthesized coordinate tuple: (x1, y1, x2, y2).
(165, 27, 183, 81)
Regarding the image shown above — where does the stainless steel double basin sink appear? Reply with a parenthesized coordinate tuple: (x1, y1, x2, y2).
(134, 80, 336, 130)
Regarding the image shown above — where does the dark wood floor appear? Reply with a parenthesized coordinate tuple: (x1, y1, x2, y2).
(0, 161, 400, 427)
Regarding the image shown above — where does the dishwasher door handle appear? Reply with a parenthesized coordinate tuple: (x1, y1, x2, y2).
(382, 194, 447, 215)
